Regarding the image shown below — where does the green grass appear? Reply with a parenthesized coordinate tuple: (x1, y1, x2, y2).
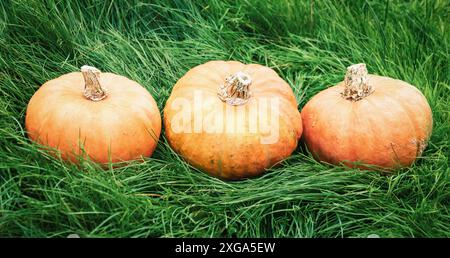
(0, 0, 449, 237)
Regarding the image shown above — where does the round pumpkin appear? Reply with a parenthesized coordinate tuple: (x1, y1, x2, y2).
(25, 65, 161, 164)
(163, 61, 302, 180)
(301, 63, 433, 170)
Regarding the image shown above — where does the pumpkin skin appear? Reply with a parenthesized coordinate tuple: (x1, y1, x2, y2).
(164, 61, 302, 180)
(301, 63, 433, 170)
(25, 66, 161, 164)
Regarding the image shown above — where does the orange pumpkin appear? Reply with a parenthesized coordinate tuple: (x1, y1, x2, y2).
(26, 65, 161, 164)
(164, 61, 302, 180)
(301, 63, 433, 170)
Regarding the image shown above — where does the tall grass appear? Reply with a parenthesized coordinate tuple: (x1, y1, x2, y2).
(0, 0, 449, 237)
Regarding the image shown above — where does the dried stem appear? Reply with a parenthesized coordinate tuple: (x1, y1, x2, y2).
(341, 63, 374, 101)
(218, 71, 252, 106)
(81, 65, 107, 101)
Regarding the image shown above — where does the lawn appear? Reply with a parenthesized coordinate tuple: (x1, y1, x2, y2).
(0, 0, 449, 237)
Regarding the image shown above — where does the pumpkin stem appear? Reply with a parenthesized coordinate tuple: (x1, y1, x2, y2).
(81, 65, 107, 101)
(218, 71, 252, 105)
(341, 63, 374, 101)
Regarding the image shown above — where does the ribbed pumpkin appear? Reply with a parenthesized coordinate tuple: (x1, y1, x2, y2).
(26, 66, 161, 164)
(301, 63, 433, 170)
(164, 61, 302, 180)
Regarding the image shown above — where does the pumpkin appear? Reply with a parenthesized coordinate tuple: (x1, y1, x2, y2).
(163, 61, 302, 180)
(301, 63, 433, 170)
(25, 65, 161, 164)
